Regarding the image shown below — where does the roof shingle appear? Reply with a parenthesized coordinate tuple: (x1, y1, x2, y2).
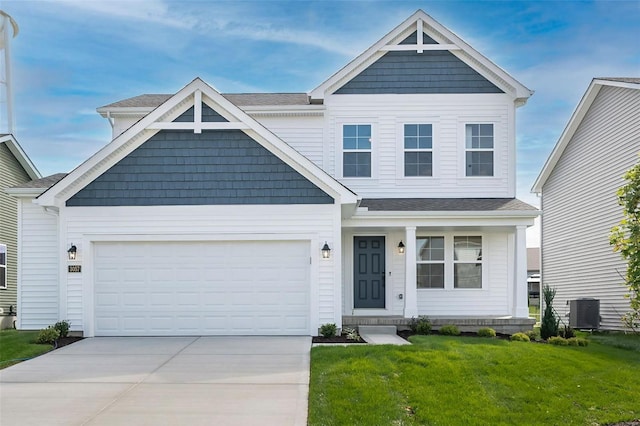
(99, 93, 311, 109)
(359, 198, 538, 211)
(11, 173, 67, 189)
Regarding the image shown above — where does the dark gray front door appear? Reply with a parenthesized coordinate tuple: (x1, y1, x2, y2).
(353, 236, 385, 309)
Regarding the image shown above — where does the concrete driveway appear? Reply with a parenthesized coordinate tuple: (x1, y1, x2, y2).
(0, 336, 311, 425)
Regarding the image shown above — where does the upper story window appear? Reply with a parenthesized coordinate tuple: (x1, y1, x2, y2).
(465, 124, 493, 176)
(0, 244, 6, 289)
(343, 124, 371, 178)
(404, 124, 432, 177)
(453, 236, 482, 288)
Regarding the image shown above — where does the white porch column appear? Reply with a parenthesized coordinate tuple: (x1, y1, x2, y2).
(404, 226, 418, 317)
(514, 225, 529, 318)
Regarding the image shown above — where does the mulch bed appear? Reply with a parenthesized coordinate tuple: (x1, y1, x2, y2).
(312, 335, 367, 344)
(55, 336, 84, 348)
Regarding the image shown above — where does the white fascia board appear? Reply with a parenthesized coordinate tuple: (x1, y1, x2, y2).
(0, 134, 41, 180)
(309, 9, 532, 101)
(4, 187, 45, 197)
(532, 79, 607, 193)
(38, 77, 357, 207)
(352, 210, 540, 218)
(593, 79, 640, 90)
(97, 107, 155, 118)
(342, 215, 536, 228)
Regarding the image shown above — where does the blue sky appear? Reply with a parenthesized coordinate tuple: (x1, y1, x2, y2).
(2, 0, 639, 214)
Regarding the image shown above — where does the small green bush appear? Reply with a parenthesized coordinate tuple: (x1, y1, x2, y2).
(559, 325, 576, 339)
(525, 328, 541, 341)
(319, 323, 337, 338)
(35, 327, 60, 345)
(566, 337, 589, 347)
(548, 336, 569, 346)
(510, 332, 530, 342)
(343, 327, 361, 342)
(477, 327, 496, 338)
(54, 320, 71, 338)
(439, 324, 461, 336)
(413, 316, 432, 335)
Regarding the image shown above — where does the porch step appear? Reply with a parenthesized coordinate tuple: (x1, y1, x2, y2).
(358, 325, 397, 335)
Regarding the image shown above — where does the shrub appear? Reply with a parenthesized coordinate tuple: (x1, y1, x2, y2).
(540, 285, 560, 340)
(343, 327, 361, 342)
(477, 327, 496, 338)
(548, 336, 569, 346)
(319, 323, 338, 338)
(411, 316, 432, 335)
(54, 320, 71, 338)
(566, 337, 589, 347)
(439, 324, 461, 336)
(525, 328, 541, 341)
(510, 332, 530, 342)
(35, 327, 60, 345)
(559, 325, 575, 339)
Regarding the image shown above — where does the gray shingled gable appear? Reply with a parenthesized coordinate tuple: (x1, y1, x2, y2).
(66, 129, 334, 207)
(334, 33, 503, 95)
(360, 198, 537, 212)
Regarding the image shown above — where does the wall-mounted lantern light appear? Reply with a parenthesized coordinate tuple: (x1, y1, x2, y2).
(398, 241, 405, 254)
(67, 244, 77, 261)
(321, 242, 331, 259)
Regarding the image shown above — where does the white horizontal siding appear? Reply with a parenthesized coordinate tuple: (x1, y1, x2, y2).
(542, 85, 640, 330)
(253, 116, 324, 168)
(325, 93, 514, 198)
(62, 204, 339, 332)
(417, 232, 511, 316)
(18, 200, 59, 329)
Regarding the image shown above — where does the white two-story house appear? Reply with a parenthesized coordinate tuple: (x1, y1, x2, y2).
(9, 10, 537, 336)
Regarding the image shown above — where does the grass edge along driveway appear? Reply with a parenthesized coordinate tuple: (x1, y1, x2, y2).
(309, 334, 640, 426)
(0, 329, 52, 369)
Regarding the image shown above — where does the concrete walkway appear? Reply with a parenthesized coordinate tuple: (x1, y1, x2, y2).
(358, 325, 411, 345)
(0, 336, 311, 426)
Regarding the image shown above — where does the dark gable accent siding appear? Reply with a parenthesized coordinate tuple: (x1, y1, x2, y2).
(173, 103, 228, 122)
(335, 32, 503, 95)
(66, 130, 334, 206)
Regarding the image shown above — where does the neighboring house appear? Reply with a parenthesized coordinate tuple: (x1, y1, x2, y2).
(527, 247, 540, 306)
(0, 134, 40, 327)
(10, 10, 538, 337)
(533, 78, 640, 331)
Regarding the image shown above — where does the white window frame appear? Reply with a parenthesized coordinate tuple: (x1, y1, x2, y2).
(396, 118, 439, 181)
(453, 236, 483, 289)
(459, 121, 498, 178)
(416, 236, 445, 289)
(403, 123, 434, 178)
(416, 234, 486, 290)
(337, 120, 377, 179)
(0, 244, 6, 290)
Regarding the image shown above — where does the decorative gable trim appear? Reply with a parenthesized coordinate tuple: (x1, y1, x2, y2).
(310, 9, 532, 102)
(532, 78, 640, 193)
(36, 78, 358, 207)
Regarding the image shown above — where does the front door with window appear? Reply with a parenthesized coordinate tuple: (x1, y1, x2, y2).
(353, 236, 385, 309)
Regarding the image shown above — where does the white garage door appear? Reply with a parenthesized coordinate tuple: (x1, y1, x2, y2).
(94, 240, 310, 336)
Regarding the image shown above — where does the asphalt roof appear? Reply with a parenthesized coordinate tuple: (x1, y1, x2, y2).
(100, 93, 311, 109)
(11, 173, 67, 189)
(597, 77, 640, 84)
(359, 198, 538, 212)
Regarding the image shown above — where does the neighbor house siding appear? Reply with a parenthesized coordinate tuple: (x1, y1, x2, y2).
(61, 204, 339, 332)
(17, 199, 59, 329)
(542, 85, 640, 330)
(0, 142, 31, 315)
(334, 32, 503, 95)
(324, 93, 514, 198)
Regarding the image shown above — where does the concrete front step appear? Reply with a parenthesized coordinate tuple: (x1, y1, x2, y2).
(344, 316, 536, 334)
(358, 325, 397, 335)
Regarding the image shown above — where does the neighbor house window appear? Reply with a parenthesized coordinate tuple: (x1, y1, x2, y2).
(465, 124, 493, 176)
(416, 237, 444, 288)
(454, 236, 482, 288)
(343, 124, 371, 177)
(0, 244, 6, 289)
(404, 124, 432, 177)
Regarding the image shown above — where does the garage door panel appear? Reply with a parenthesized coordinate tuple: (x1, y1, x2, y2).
(94, 241, 310, 336)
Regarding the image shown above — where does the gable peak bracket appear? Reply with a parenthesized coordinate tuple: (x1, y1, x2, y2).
(380, 19, 460, 54)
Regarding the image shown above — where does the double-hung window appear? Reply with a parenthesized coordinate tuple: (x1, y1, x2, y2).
(343, 124, 371, 178)
(404, 124, 432, 177)
(0, 244, 6, 289)
(465, 124, 493, 176)
(416, 237, 445, 288)
(453, 236, 482, 288)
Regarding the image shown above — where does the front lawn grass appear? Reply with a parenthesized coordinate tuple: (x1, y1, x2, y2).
(0, 329, 52, 369)
(309, 334, 640, 425)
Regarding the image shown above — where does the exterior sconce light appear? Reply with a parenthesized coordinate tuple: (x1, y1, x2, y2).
(67, 244, 77, 261)
(398, 241, 405, 254)
(321, 242, 331, 259)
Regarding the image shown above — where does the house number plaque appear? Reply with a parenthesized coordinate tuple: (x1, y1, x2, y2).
(68, 265, 82, 273)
